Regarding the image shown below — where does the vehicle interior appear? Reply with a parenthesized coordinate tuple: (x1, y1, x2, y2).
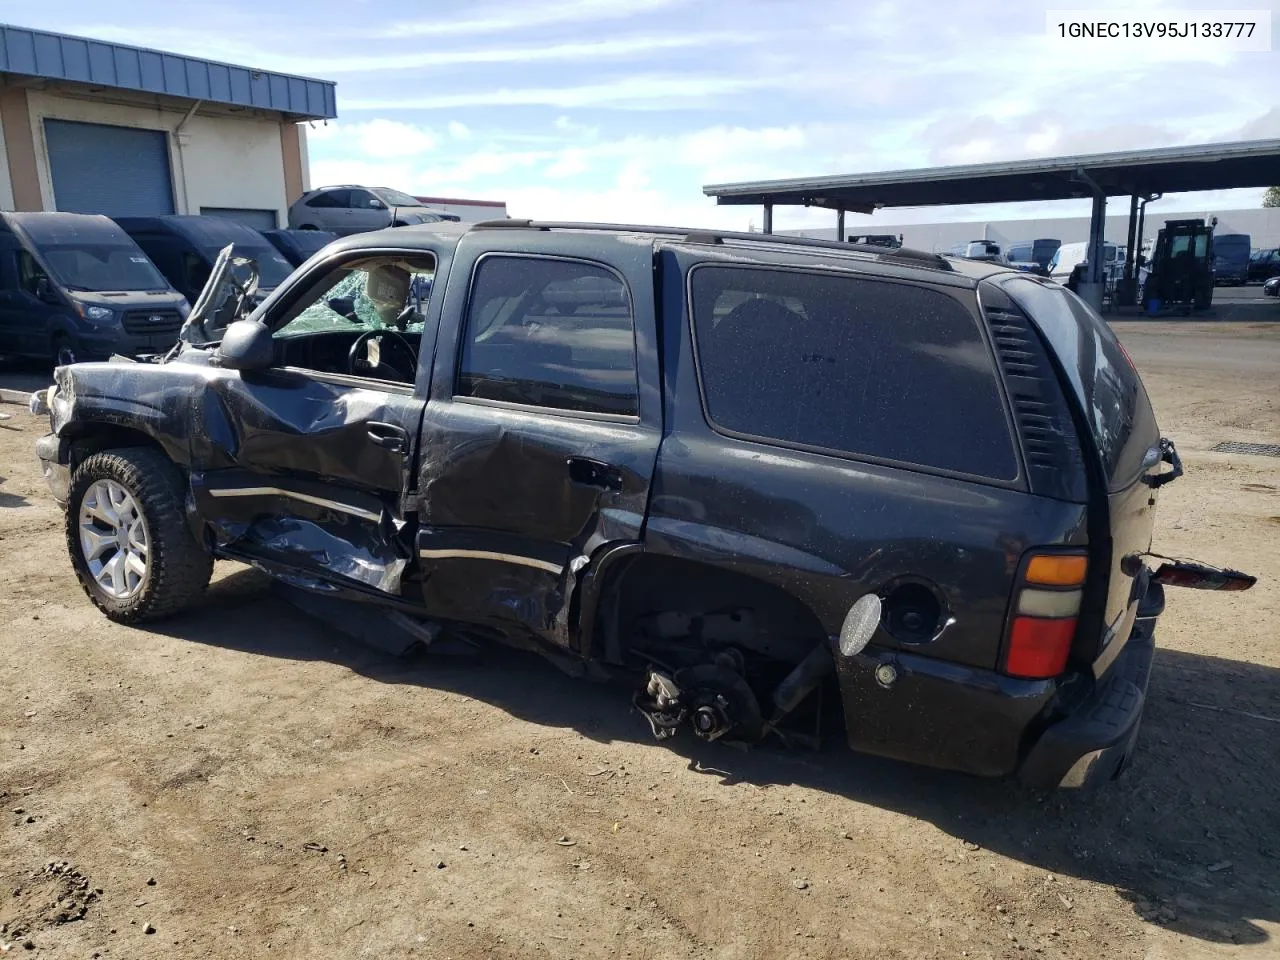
(270, 254, 436, 383)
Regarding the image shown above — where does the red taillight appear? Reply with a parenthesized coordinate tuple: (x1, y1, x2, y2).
(1005, 617, 1076, 679)
(1003, 550, 1088, 679)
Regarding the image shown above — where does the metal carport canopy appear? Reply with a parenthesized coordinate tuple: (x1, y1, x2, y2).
(702, 139, 1280, 212)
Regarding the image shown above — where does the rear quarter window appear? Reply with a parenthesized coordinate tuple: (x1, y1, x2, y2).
(1000, 276, 1158, 492)
(689, 265, 1019, 481)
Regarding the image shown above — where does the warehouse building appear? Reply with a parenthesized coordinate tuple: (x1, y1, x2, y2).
(0, 23, 336, 229)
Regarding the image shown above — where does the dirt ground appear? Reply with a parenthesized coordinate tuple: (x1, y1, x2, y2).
(1, 322, 1277, 960)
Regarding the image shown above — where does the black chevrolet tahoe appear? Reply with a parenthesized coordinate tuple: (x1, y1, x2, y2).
(32, 221, 1251, 790)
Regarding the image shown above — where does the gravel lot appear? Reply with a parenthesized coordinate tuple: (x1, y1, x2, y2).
(1, 321, 1277, 959)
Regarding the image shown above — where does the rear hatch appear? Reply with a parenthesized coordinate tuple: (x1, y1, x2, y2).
(997, 276, 1164, 677)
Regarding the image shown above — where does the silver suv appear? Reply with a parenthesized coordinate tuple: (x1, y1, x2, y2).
(287, 186, 458, 235)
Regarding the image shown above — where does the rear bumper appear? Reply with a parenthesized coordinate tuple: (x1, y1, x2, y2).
(835, 587, 1161, 785)
(1017, 596, 1159, 790)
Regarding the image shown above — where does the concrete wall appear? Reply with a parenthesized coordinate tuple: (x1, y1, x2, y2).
(0, 103, 12, 210)
(6, 89, 296, 226)
(0, 88, 41, 210)
(788, 208, 1280, 252)
(297, 123, 311, 193)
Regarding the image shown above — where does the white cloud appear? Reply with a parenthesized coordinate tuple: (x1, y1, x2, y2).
(308, 119, 436, 159)
(315, 33, 757, 73)
(545, 149, 591, 179)
(448, 121, 472, 141)
(341, 74, 774, 111)
(377, 0, 685, 37)
(614, 159, 651, 193)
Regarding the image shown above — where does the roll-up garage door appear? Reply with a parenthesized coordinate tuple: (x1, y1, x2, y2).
(201, 207, 279, 230)
(44, 119, 175, 217)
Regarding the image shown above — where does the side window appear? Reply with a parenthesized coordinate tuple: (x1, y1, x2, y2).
(348, 189, 379, 209)
(306, 190, 345, 209)
(275, 255, 435, 340)
(457, 256, 638, 417)
(17, 251, 48, 296)
(184, 253, 210, 294)
(690, 266, 1019, 481)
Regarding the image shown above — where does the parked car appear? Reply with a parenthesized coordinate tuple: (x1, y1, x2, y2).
(1248, 248, 1280, 283)
(114, 216, 295, 307)
(1212, 233, 1251, 285)
(261, 228, 340, 268)
(1263, 275, 1280, 297)
(1006, 239, 1061, 271)
(287, 186, 457, 235)
(947, 240, 1008, 264)
(32, 221, 1252, 791)
(0, 212, 189, 365)
(1049, 240, 1127, 292)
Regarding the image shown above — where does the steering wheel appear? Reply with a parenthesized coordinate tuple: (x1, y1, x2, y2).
(348, 329, 417, 382)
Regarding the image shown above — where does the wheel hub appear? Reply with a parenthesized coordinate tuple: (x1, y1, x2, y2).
(78, 479, 150, 600)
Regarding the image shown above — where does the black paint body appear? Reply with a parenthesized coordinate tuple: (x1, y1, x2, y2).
(38, 222, 1169, 785)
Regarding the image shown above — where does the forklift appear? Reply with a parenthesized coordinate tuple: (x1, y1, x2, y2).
(1141, 218, 1215, 314)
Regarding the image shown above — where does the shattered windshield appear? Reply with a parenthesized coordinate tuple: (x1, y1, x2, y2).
(38, 244, 171, 292)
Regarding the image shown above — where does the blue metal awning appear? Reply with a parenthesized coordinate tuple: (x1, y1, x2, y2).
(0, 23, 336, 119)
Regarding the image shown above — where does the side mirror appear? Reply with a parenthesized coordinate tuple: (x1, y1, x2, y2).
(35, 277, 57, 302)
(215, 320, 274, 372)
(369, 198, 386, 209)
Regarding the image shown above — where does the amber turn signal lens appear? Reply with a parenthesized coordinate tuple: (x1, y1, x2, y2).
(1025, 554, 1088, 586)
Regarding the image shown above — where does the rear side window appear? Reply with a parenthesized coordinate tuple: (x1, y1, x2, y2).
(306, 190, 347, 208)
(690, 266, 1019, 481)
(457, 256, 638, 416)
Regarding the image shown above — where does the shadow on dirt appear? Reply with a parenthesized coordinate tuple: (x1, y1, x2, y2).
(153, 567, 1279, 948)
(0, 476, 29, 508)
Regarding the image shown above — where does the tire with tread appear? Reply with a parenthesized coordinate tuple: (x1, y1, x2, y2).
(66, 448, 212, 623)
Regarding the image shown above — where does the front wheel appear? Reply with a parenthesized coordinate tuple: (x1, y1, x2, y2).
(66, 448, 213, 623)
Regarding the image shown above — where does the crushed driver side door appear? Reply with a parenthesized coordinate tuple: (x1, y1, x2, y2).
(187, 245, 449, 596)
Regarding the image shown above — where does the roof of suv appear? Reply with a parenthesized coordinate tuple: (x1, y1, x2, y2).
(312, 218, 1017, 284)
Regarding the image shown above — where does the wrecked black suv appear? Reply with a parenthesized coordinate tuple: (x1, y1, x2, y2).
(32, 221, 1253, 790)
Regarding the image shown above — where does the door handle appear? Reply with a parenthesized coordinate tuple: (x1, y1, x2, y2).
(367, 421, 409, 455)
(568, 456, 623, 492)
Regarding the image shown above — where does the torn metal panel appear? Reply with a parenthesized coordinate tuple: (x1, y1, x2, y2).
(193, 469, 409, 594)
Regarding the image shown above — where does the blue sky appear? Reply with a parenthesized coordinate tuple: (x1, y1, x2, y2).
(17, 0, 1280, 229)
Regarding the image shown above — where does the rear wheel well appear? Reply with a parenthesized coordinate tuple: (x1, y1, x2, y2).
(593, 554, 827, 672)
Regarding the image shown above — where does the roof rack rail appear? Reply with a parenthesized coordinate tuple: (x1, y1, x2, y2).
(472, 218, 541, 229)
(680, 228, 952, 270)
(463, 220, 951, 270)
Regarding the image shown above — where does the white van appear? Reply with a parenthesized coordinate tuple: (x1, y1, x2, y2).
(1049, 241, 1126, 288)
